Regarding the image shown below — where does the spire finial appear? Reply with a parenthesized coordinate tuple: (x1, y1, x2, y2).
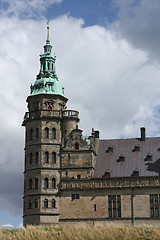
(47, 20, 50, 41)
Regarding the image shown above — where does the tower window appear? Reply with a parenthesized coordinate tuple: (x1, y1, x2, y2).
(29, 153, 33, 165)
(72, 194, 80, 201)
(52, 199, 56, 208)
(75, 143, 79, 150)
(44, 199, 48, 208)
(29, 179, 32, 189)
(45, 127, 49, 139)
(52, 152, 56, 164)
(44, 177, 48, 189)
(52, 128, 56, 139)
(117, 155, 125, 162)
(133, 145, 140, 152)
(30, 129, 33, 140)
(94, 204, 97, 212)
(52, 178, 56, 189)
(131, 169, 140, 176)
(102, 171, 110, 178)
(77, 175, 81, 180)
(144, 153, 152, 161)
(36, 152, 39, 164)
(35, 199, 38, 209)
(36, 128, 39, 139)
(28, 200, 32, 209)
(35, 178, 38, 189)
(45, 151, 49, 164)
(48, 62, 50, 70)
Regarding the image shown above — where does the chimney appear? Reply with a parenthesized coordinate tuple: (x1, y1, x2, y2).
(140, 127, 145, 141)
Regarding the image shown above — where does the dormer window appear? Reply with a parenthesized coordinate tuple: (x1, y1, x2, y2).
(133, 145, 140, 152)
(106, 147, 113, 153)
(117, 155, 125, 162)
(102, 171, 110, 178)
(131, 169, 139, 176)
(144, 153, 152, 161)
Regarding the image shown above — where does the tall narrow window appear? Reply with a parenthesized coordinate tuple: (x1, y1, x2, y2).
(150, 194, 160, 217)
(44, 177, 48, 189)
(44, 199, 48, 208)
(45, 151, 49, 164)
(52, 178, 56, 189)
(75, 143, 79, 149)
(35, 178, 38, 189)
(52, 128, 56, 139)
(28, 200, 32, 209)
(45, 127, 49, 139)
(30, 129, 33, 140)
(29, 153, 33, 165)
(35, 199, 38, 209)
(36, 128, 39, 139)
(52, 152, 56, 164)
(108, 195, 121, 218)
(29, 179, 32, 189)
(48, 62, 50, 70)
(52, 199, 56, 208)
(36, 152, 39, 164)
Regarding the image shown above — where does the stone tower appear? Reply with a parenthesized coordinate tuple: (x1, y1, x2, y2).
(22, 25, 98, 226)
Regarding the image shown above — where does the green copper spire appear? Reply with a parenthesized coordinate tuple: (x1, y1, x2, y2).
(30, 23, 65, 97)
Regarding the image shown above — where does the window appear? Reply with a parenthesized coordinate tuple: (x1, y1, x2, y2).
(102, 171, 110, 178)
(45, 127, 49, 139)
(52, 152, 56, 164)
(29, 179, 32, 189)
(75, 143, 79, 149)
(131, 169, 139, 176)
(150, 194, 160, 217)
(29, 153, 33, 165)
(48, 62, 50, 70)
(52, 128, 56, 139)
(45, 151, 49, 164)
(108, 195, 121, 218)
(117, 155, 125, 162)
(36, 152, 39, 164)
(52, 178, 56, 189)
(30, 129, 33, 140)
(133, 145, 140, 152)
(36, 128, 39, 139)
(68, 154, 71, 161)
(94, 204, 97, 212)
(44, 199, 48, 208)
(52, 199, 56, 208)
(28, 200, 32, 209)
(44, 177, 48, 189)
(35, 178, 38, 189)
(35, 199, 38, 209)
(77, 175, 81, 180)
(144, 153, 152, 161)
(106, 147, 113, 153)
(72, 194, 80, 201)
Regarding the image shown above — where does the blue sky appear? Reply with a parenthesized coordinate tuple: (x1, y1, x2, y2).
(0, 0, 160, 228)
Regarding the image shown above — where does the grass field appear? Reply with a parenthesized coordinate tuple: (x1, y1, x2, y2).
(0, 224, 160, 240)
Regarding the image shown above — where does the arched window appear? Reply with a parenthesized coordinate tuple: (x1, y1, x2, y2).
(28, 200, 32, 209)
(44, 199, 48, 208)
(30, 129, 33, 140)
(45, 151, 49, 164)
(36, 152, 39, 164)
(52, 199, 56, 208)
(35, 199, 38, 209)
(52, 178, 56, 189)
(36, 128, 39, 139)
(45, 127, 49, 139)
(52, 152, 56, 164)
(52, 128, 56, 139)
(29, 179, 32, 189)
(75, 143, 79, 150)
(44, 177, 48, 189)
(35, 178, 38, 189)
(29, 153, 33, 165)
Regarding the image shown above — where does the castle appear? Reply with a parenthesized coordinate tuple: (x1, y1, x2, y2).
(22, 26, 160, 226)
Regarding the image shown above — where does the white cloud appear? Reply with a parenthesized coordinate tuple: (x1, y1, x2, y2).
(0, 224, 14, 229)
(0, 0, 63, 18)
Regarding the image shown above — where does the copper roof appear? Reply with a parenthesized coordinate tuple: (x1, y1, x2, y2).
(94, 137, 160, 178)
